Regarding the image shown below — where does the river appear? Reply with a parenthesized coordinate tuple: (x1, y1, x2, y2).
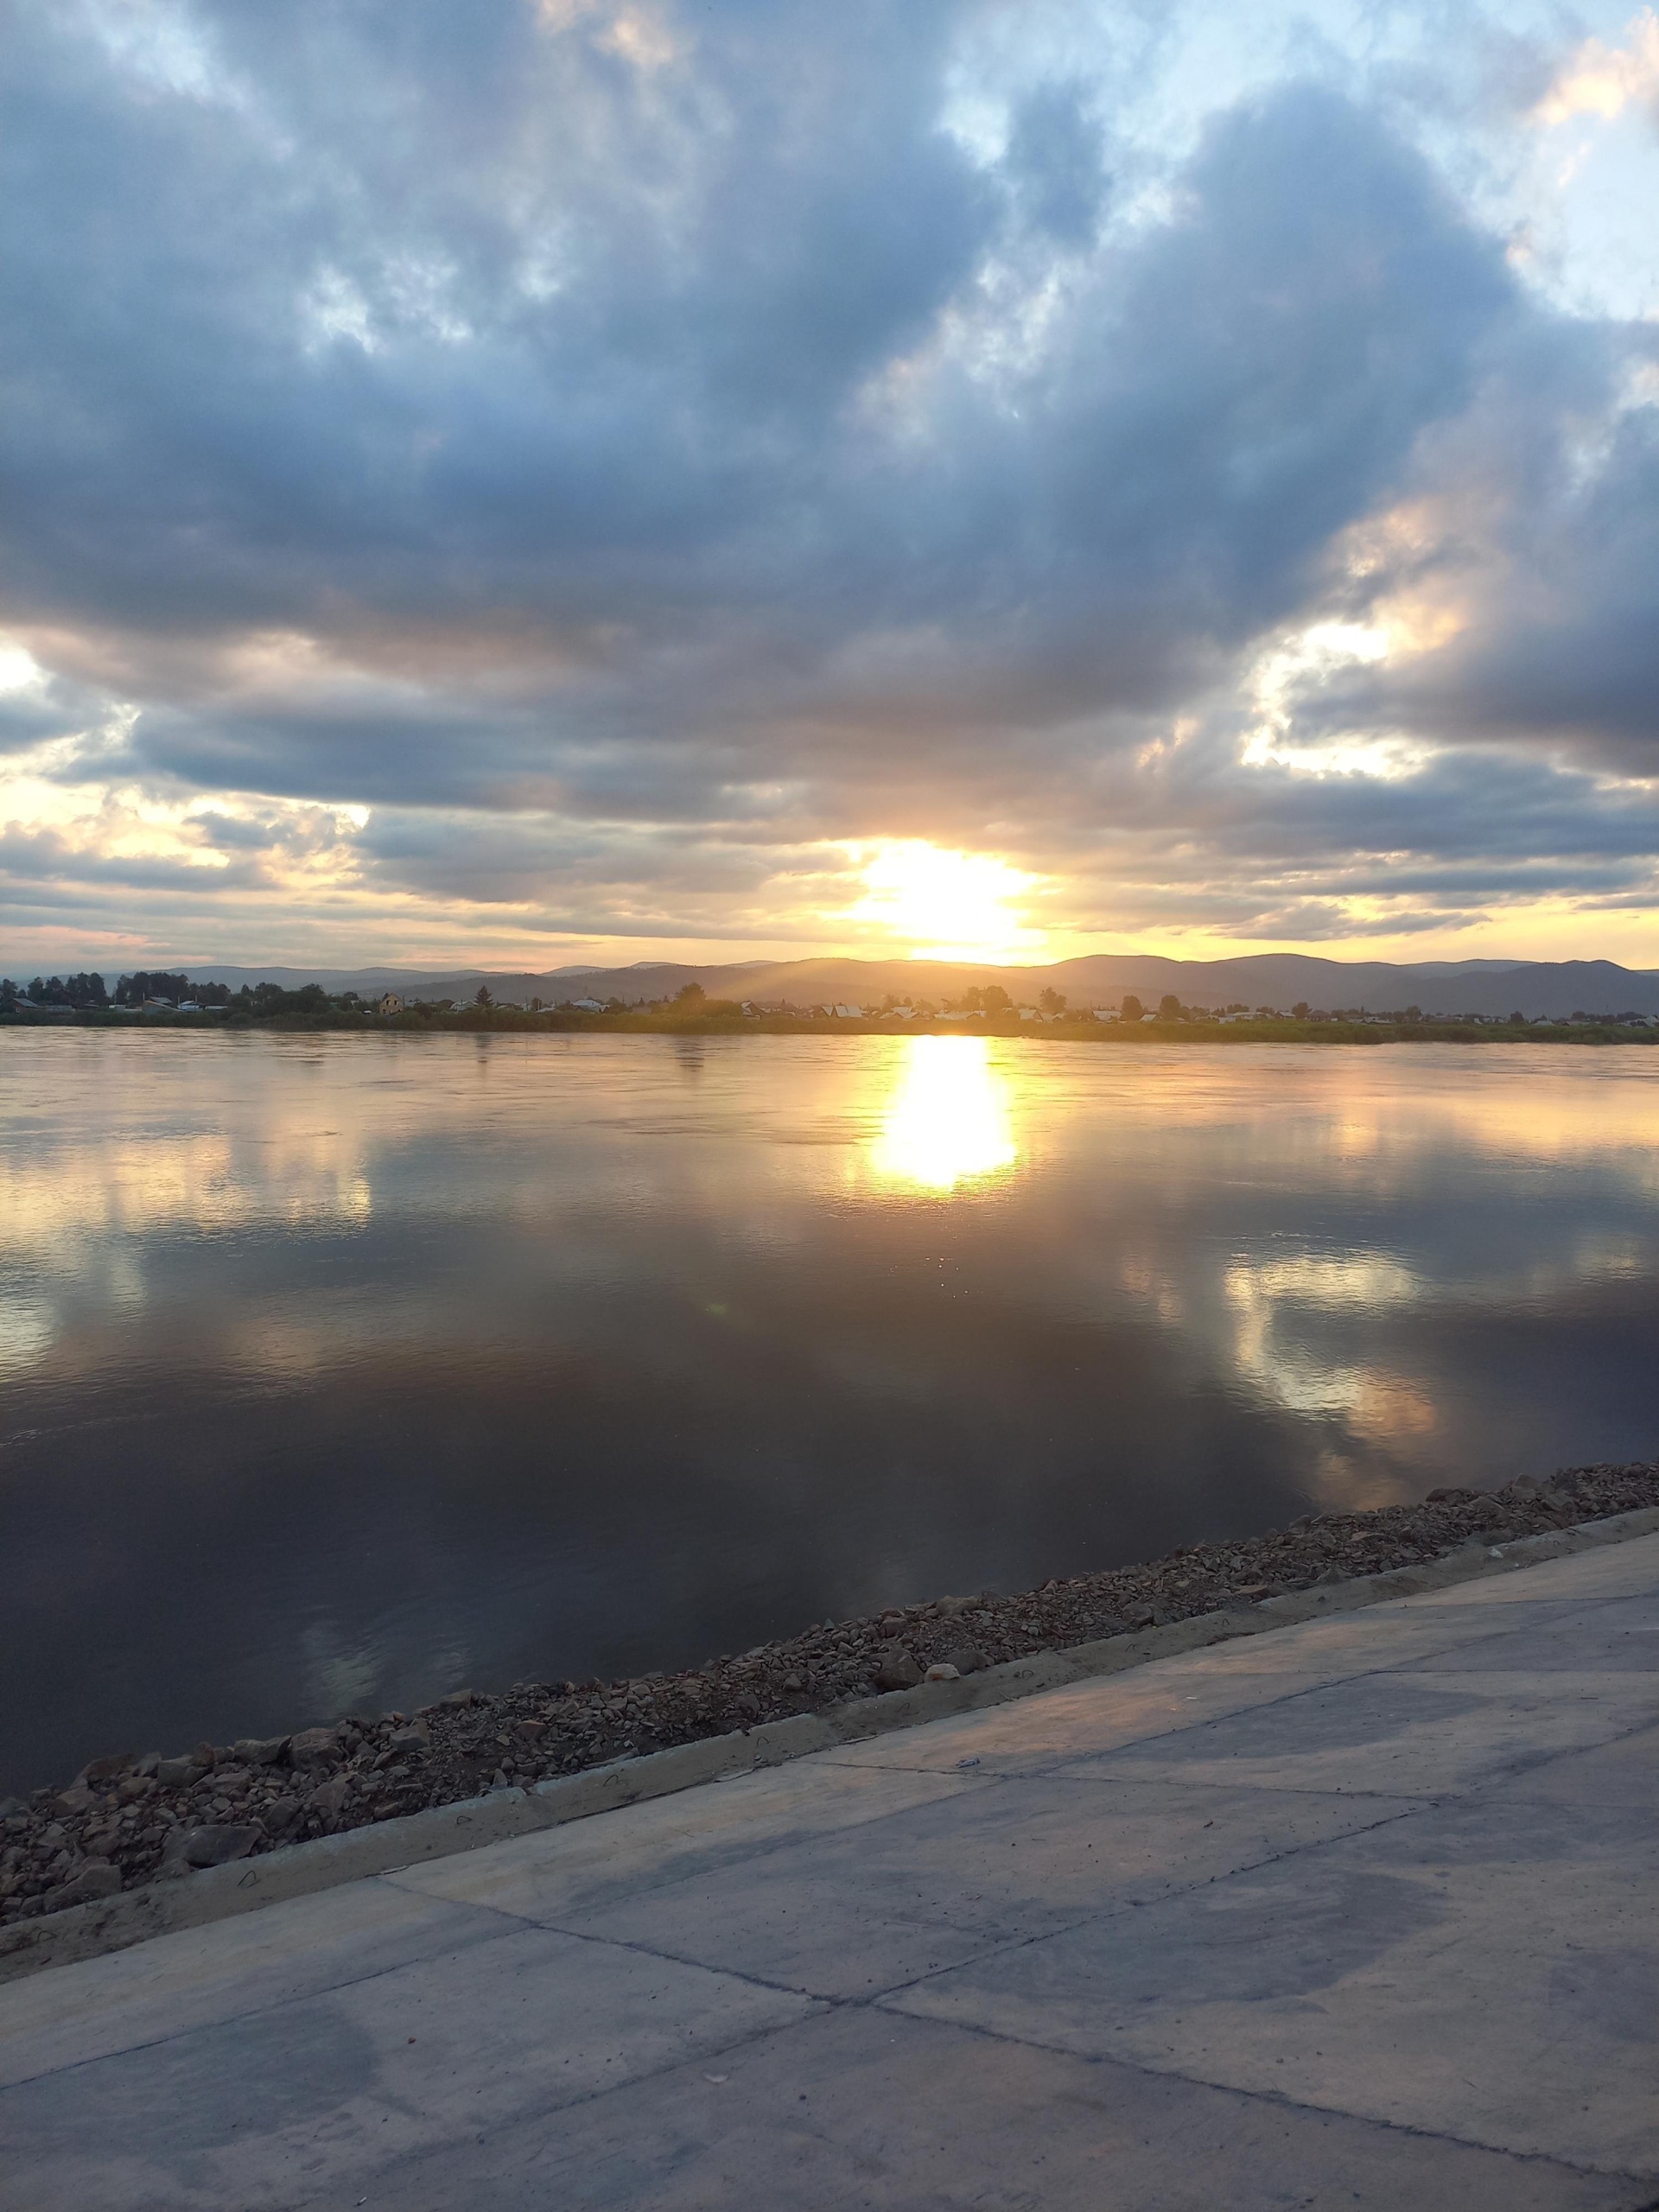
(3, 1027, 1656, 1789)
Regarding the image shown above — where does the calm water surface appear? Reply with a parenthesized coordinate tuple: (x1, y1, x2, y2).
(3, 1029, 1657, 1789)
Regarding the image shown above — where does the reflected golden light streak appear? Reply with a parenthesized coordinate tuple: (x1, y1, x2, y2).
(868, 1034, 1017, 1192)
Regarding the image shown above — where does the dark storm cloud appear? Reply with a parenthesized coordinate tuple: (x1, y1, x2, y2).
(1003, 79, 1109, 247)
(1384, 392, 1659, 768)
(1, 0, 1655, 950)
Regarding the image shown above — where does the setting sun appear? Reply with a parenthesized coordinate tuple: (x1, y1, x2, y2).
(848, 839, 1043, 960)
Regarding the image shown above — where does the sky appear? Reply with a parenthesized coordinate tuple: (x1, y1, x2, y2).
(3, 0, 1659, 975)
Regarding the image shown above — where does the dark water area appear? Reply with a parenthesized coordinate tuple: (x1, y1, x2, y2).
(3, 1027, 1657, 1793)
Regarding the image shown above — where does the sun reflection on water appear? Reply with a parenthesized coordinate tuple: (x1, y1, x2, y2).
(869, 1034, 1018, 1192)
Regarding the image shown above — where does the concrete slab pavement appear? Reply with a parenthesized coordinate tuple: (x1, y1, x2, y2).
(3, 1530, 1656, 2209)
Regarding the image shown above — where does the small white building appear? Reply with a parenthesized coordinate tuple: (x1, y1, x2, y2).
(570, 998, 606, 1013)
(378, 993, 404, 1014)
(832, 1003, 862, 1018)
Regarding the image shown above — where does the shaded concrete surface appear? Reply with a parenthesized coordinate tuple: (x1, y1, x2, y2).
(2, 1538, 1656, 2209)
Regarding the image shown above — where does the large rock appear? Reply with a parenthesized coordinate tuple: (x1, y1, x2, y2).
(160, 1824, 262, 1876)
(941, 1645, 988, 1675)
(53, 1861, 122, 1908)
(156, 1748, 212, 1787)
(874, 1646, 924, 1692)
(288, 1726, 342, 1770)
(77, 1752, 136, 1787)
(305, 1777, 352, 1818)
(264, 1795, 302, 1838)
(233, 1735, 290, 1766)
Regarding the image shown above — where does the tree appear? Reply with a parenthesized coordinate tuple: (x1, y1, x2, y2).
(1292, 1001, 1310, 1020)
(1159, 994, 1182, 1020)
(675, 982, 706, 1006)
(1038, 987, 1066, 1016)
(981, 982, 1012, 1015)
(115, 970, 197, 1007)
(238, 981, 328, 1015)
(1121, 994, 1144, 1022)
(475, 984, 493, 1007)
(1509, 1009, 1526, 1027)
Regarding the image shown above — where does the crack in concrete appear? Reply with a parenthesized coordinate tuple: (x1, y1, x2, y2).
(857, 2002, 1659, 2192)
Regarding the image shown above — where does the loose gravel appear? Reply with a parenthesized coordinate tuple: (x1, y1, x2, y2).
(3, 1460, 1655, 1929)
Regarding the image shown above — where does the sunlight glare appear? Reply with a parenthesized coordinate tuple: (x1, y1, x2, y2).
(869, 1034, 1017, 1192)
(849, 839, 1040, 958)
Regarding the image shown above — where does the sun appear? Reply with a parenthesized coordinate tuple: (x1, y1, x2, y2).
(848, 839, 1043, 960)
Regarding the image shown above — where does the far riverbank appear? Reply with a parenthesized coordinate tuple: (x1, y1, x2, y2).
(6, 1005, 1659, 1046)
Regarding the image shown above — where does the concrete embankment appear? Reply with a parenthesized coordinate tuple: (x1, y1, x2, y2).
(1, 1478, 1656, 1987)
(3, 1515, 1656, 2208)
(3, 1463, 1658, 1965)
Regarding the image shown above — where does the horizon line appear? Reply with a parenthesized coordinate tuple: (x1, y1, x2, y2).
(14, 950, 1659, 980)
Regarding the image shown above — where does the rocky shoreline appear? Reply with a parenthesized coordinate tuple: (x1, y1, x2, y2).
(4, 1459, 1656, 1929)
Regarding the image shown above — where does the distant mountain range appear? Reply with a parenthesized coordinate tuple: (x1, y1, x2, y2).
(167, 953, 1659, 1020)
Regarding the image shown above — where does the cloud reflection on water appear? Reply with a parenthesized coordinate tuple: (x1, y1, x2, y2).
(3, 1033, 1659, 1791)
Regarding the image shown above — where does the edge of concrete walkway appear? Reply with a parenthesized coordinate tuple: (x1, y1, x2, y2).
(6, 1503, 1657, 1989)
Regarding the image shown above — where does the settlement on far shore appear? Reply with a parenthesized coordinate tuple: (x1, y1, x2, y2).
(4, 969, 1659, 1044)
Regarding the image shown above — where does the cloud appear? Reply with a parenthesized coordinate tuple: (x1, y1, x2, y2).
(1533, 10, 1659, 126)
(1, 0, 1657, 965)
